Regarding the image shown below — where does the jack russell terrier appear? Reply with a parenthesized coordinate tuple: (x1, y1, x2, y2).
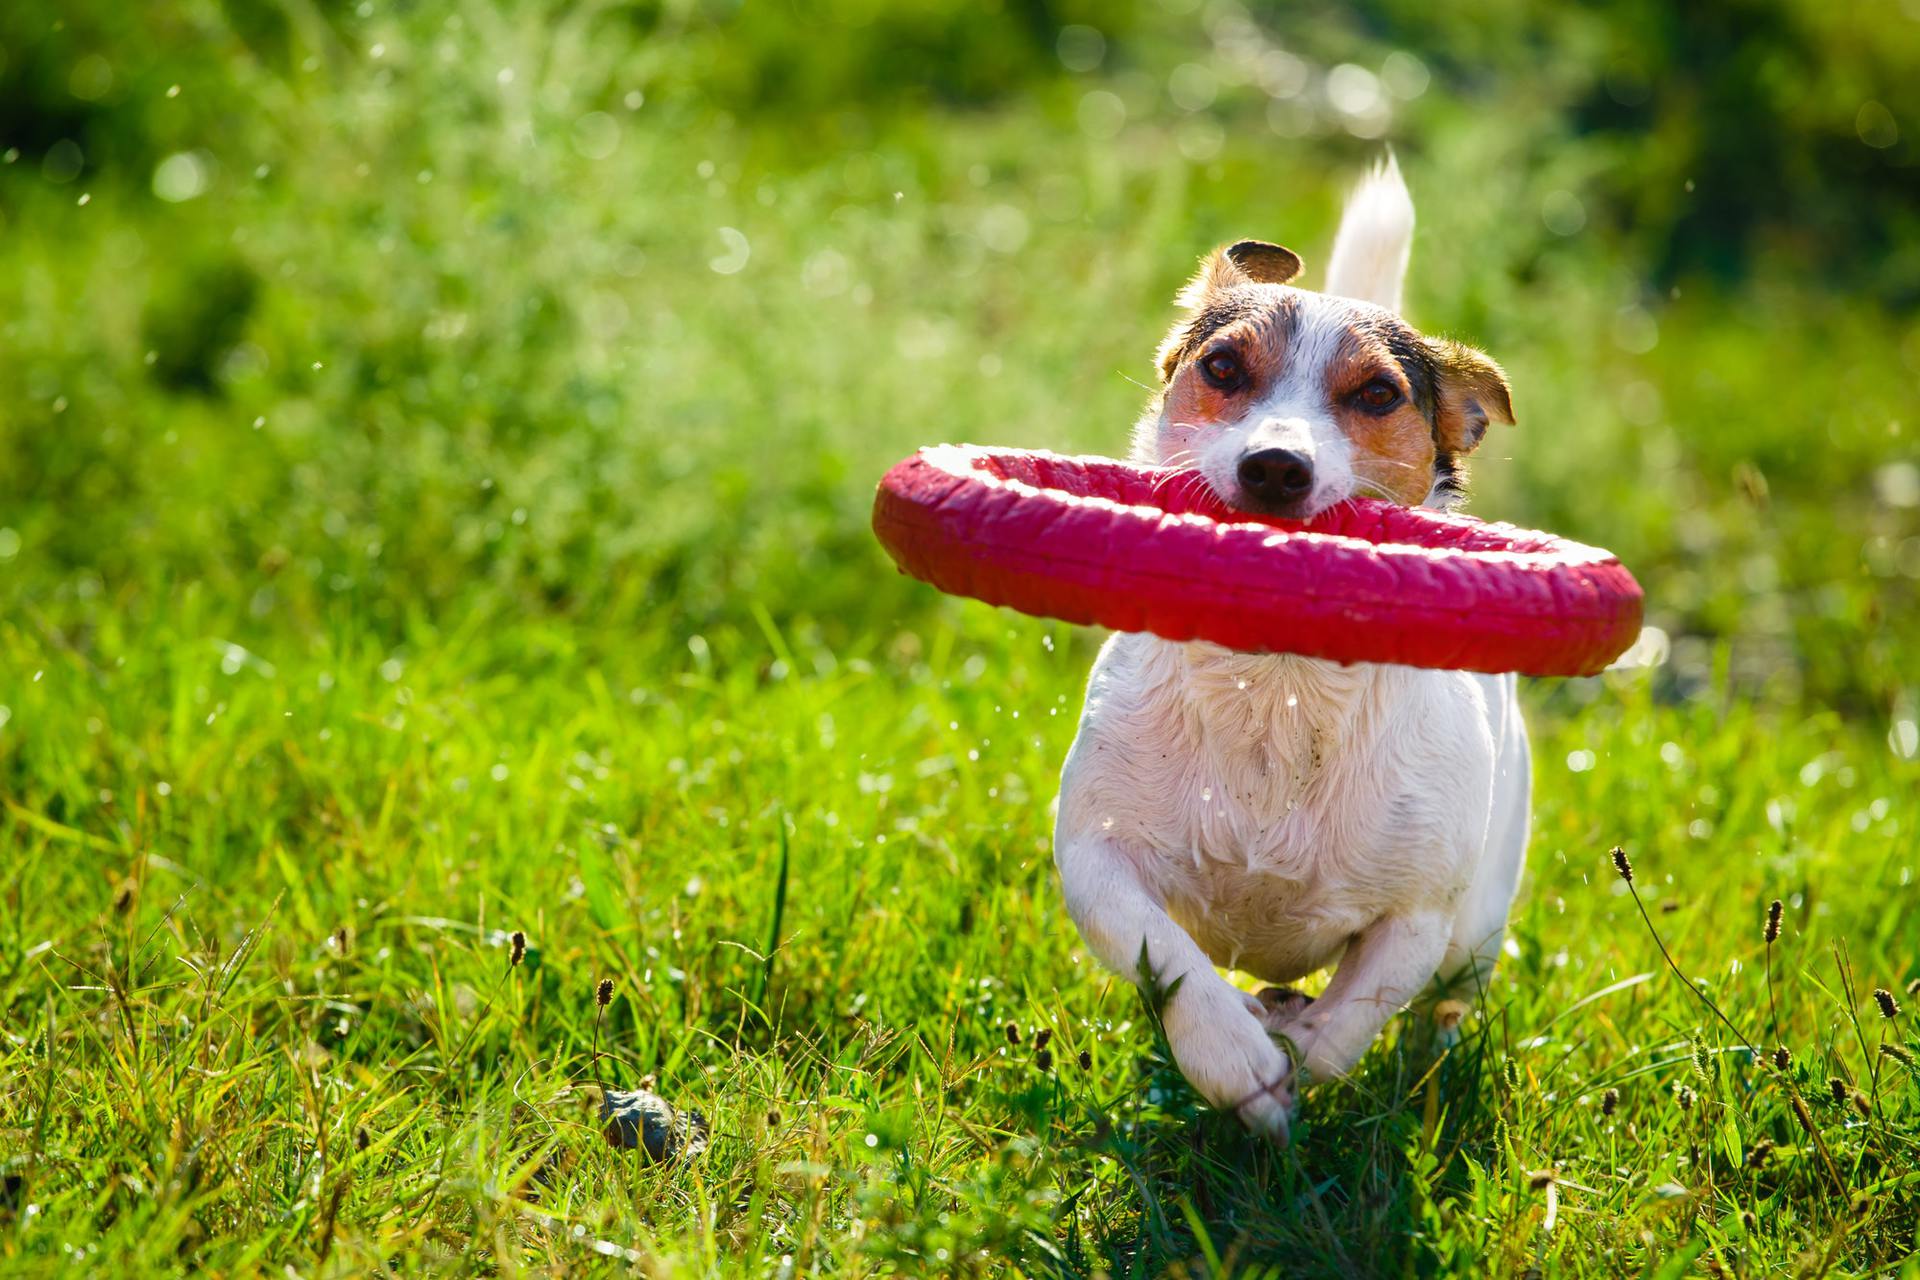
(1053, 158, 1530, 1141)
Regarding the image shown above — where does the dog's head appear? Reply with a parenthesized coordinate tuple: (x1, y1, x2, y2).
(1137, 239, 1513, 519)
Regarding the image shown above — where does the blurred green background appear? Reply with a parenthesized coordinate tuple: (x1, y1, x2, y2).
(5, 1, 1920, 1273)
(3, 0, 1918, 710)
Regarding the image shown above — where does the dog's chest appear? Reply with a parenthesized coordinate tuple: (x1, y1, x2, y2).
(1128, 733, 1407, 979)
(1061, 639, 1472, 980)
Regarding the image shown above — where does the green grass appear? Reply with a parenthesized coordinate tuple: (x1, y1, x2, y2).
(6, 608, 1920, 1274)
(4, 1, 1920, 1274)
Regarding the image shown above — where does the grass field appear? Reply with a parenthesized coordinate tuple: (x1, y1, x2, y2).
(4, 2, 1920, 1275)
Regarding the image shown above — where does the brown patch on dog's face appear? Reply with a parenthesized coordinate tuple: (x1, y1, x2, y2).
(1159, 292, 1300, 433)
(1326, 318, 1444, 505)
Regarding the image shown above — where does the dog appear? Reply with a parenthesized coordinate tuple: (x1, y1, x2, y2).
(1052, 157, 1530, 1141)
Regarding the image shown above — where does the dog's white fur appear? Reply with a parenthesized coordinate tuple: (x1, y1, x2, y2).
(1053, 163, 1531, 1140)
(1324, 153, 1416, 314)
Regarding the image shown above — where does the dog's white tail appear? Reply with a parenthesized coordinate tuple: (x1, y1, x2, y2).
(1323, 153, 1414, 315)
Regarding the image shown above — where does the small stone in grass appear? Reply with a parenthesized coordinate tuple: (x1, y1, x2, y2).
(600, 1087, 709, 1162)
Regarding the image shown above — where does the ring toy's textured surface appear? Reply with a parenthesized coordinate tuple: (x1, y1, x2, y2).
(872, 444, 1644, 677)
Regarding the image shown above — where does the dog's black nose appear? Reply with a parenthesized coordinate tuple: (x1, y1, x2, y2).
(1236, 449, 1314, 504)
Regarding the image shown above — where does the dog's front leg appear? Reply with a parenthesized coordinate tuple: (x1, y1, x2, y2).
(1272, 910, 1453, 1083)
(1055, 834, 1295, 1139)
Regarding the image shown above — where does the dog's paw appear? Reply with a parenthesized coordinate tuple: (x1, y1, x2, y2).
(1235, 1068, 1295, 1142)
(1165, 982, 1297, 1142)
(1252, 985, 1316, 1028)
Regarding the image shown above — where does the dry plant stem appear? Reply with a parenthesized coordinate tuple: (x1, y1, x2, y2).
(1830, 943, 1893, 1149)
(1621, 877, 1757, 1060)
(592, 1005, 607, 1083)
(1765, 933, 1781, 1047)
(1792, 1087, 1850, 1200)
(447, 971, 511, 1075)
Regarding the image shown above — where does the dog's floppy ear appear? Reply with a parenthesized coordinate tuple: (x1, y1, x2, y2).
(1160, 240, 1304, 379)
(1172, 240, 1303, 308)
(1425, 338, 1514, 455)
(1224, 239, 1303, 285)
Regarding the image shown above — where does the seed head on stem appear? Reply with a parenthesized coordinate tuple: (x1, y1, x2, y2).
(590, 976, 614, 1082)
(1610, 847, 1633, 884)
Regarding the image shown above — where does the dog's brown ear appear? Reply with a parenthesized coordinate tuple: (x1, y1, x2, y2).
(1426, 338, 1514, 455)
(1224, 240, 1303, 285)
(1172, 241, 1304, 308)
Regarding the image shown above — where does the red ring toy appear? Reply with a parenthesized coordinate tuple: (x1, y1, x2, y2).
(872, 445, 1643, 677)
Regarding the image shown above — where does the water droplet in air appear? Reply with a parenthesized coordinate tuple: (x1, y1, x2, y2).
(709, 227, 750, 275)
(154, 151, 211, 202)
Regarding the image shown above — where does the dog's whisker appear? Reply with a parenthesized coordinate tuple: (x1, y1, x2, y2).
(1348, 480, 1399, 504)
(1175, 470, 1214, 510)
(1151, 468, 1192, 499)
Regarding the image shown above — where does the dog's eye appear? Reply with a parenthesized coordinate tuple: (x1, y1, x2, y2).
(1199, 350, 1245, 389)
(1354, 378, 1401, 411)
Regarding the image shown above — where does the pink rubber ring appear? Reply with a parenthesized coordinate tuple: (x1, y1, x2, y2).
(872, 445, 1644, 677)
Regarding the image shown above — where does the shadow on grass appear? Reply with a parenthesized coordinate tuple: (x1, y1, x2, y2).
(1043, 1010, 1506, 1280)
